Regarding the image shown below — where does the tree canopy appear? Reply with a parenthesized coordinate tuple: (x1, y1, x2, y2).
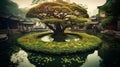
(26, 1, 89, 36)
(0, 0, 22, 16)
(100, 0, 120, 17)
(99, 0, 120, 30)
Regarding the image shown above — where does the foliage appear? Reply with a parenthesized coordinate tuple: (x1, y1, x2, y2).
(28, 52, 86, 67)
(99, 0, 120, 30)
(0, 0, 22, 16)
(101, 16, 113, 26)
(99, 34, 120, 67)
(27, 2, 88, 19)
(26, 1, 89, 35)
(100, 0, 120, 17)
(18, 32, 102, 54)
(109, 0, 120, 17)
(42, 18, 65, 23)
(32, 0, 44, 4)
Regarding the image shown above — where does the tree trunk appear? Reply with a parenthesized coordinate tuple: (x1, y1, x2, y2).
(45, 22, 68, 41)
(54, 22, 69, 41)
(52, 23, 67, 41)
(52, 30, 66, 42)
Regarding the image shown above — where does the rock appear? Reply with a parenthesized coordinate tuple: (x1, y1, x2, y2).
(0, 34, 8, 42)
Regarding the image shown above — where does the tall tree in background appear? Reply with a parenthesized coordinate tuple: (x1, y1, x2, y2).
(102, 0, 120, 29)
(99, 0, 120, 30)
(26, 1, 89, 38)
(110, 0, 120, 21)
(0, 0, 21, 16)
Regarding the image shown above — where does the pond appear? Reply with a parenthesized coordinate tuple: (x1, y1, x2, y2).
(0, 34, 120, 67)
(10, 49, 101, 67)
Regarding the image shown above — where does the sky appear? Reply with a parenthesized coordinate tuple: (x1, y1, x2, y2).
(11, 0, 106, 16)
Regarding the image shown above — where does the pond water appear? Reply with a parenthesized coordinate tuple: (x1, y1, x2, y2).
(10, 49, 35, 67)
(0, 34, 120, 67)
(81, 50, 102, 67)
(10, 49, 102, 67)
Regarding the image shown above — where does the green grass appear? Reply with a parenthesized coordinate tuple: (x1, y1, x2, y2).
(17, 32, 102, 54)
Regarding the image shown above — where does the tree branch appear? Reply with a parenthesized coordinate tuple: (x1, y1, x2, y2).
(45, 23, 55, 31)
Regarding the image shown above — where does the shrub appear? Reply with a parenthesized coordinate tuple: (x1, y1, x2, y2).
(101, 16, 113, 26)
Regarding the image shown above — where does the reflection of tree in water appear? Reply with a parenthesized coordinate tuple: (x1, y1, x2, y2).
(27, 52, 93, 67)
(0, 42, 20, 67)
(98, 35, 120, 67)
(10, 49, 35, 67)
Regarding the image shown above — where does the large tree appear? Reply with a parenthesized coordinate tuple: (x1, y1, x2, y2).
(26, 1, 89, 37)
(0, 0, 22, 16)
(32, 0, 67, 4)
(100, 0, 120, 30)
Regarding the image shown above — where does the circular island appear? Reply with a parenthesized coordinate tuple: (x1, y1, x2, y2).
(18, 32, 102, 54)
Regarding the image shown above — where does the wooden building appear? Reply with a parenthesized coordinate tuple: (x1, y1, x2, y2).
(18, 21, 35, 32)
(0, 14, 23, 34)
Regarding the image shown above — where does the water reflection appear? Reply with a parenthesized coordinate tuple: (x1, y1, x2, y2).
(41, 34, 54, 42)
(1, 34, 120, 67)
(11, 50, 35, 67)
(81, 50, 102, 67)
(27, 52, 88, 67)
(1, 42, 102, 67)
(0, 42, 20, 67)
(98, 34, 120, 67)
(11, 49, 101, 67)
